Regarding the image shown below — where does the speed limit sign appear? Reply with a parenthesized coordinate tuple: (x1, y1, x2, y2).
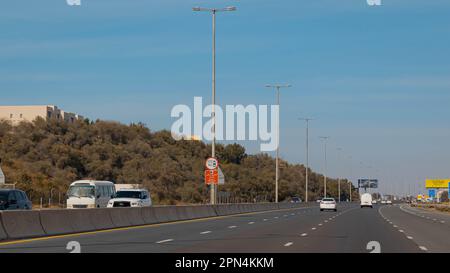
(205, 157, 219, 170)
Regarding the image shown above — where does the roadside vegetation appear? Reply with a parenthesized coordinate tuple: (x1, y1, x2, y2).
(0, 119, 356, 205)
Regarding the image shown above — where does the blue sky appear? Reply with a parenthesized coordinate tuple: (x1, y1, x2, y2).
(1, 0, 450, 196)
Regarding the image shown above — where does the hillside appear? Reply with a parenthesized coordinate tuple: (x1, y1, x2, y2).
(0, 118, 356, 205)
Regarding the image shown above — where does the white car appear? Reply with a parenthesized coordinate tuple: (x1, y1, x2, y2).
(386, 200, 392, 205)
(320, 198, 337, 212)
(372, 200, 377, 204)
(381, 200, 387, 204)
(107, 189, 152, 208)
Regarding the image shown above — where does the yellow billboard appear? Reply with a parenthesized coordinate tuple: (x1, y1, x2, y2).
(425, 179, 450, 189)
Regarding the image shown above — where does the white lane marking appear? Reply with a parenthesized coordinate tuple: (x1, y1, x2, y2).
(156, 239, 174, 244)
(433, 219, 437, 221)
(228, 225, 237, 229)
(284, 242, 293, 247)
(328, 218, 332, 220)
(301, 233, 308, 237)
(200, 231, 212, 234)
(393, 225, 398, 228)
(399, 229, 404, 233)
(318, 223, 323, 226)
(441, 221, 445, 224)
(311, 227, 317, 230)
(324, 220, 328, 223)
(274, 216, 279, 219)
(263, 219, 268, 221)
(291, 213, 295, 216)
(419, 246, 428, 251)
(407, 236, 413, 240)
(283, 215, 288, 217)
(248, 222, 255, 225)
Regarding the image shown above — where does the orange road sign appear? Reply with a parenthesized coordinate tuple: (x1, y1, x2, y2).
(205, 169, 218, 185)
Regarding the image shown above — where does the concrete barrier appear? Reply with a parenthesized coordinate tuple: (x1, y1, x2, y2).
(141, 207, 159, 224)
(0, 212, 8, 240)
(87, 208, 115, 230)
(0, 203, 312, 242)
(109, 208, 145, 228)
(174, 206, 192, 221)
(40, 209, 77, 236)
(1, 210, 45, 239)
(153, 206, 179, 223)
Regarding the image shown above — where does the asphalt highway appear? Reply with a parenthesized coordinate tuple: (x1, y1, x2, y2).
(0, 203, 447, 253)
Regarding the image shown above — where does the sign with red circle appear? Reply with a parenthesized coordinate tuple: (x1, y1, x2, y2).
(205, 157, 219, 170)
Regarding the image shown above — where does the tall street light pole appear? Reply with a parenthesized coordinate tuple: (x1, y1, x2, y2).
(193, 6, 236, 205)
(266, 84, 291, 203)
(337, 147, 343, 202)
(299, 118, 313, 203)
(319, 136, 330, 198)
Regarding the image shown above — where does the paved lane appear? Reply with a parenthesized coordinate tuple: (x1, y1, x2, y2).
(379, 204, 450, 252)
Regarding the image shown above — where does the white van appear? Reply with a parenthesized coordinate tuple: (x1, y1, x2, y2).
(360, 193, 373, 208)
(66, 180, 116, 209)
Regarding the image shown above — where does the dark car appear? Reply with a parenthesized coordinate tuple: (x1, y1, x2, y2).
(0, 189, 32, 210)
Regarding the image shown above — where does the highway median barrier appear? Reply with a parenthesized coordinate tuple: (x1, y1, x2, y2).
(87, 208, 115, 230)
(153, 206, 179, 223)
(1, 210, 45, 239)
(0, 212, 8, 240)
(141, 207, 159, 224)
(0, 202, 313, 242)
(109, 207, 145, 228)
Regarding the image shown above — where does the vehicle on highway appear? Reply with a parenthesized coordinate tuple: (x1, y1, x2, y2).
(381, 200, 387, 204)
(0, 189, 32, 210)
(66, 180, 116, 209)
(320, 198, 337, 211)
(386, 200, 393, 205)
(290, 196, 302, 203)
(360, 193, 373, 208)
(107, 189, 152, 208)
(372, 200, 377, 204)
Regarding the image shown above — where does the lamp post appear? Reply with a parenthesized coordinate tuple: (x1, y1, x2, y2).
(319, 136, 330, 198)
(299, 118, 313, 203)
(337, 147, 343, 202)
(193, 6, 236, 205)
(266, 84, 291, 203)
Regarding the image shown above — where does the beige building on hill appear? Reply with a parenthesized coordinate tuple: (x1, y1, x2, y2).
(0, 105, 84, 125)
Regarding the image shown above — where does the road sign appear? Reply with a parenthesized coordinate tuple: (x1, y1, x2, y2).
(358, 179, 378, 189)
(0, 166, 4, 184)
(426, 179, 450, 189)
(428, 189, 436, 198)
(205, 169, 218, 185)
(205, 157, 219, 170)
(218, 167, 225, 185)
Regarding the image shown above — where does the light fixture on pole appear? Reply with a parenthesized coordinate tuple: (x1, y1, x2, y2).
(266, 84, 291, 203)
(299, 117, 313, 203)
(193, 6, 236, 205)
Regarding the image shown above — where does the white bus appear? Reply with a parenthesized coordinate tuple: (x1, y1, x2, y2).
(66, 180, 116, 209)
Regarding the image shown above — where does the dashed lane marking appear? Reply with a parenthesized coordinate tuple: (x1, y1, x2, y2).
(419, 246, 428, 251)
(301, 233, 308, 237)
(228, 226, 237, 229)
(200, 231, 211, 234)
(156, 239, 174, 244)
(284, 242, 293, 247)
